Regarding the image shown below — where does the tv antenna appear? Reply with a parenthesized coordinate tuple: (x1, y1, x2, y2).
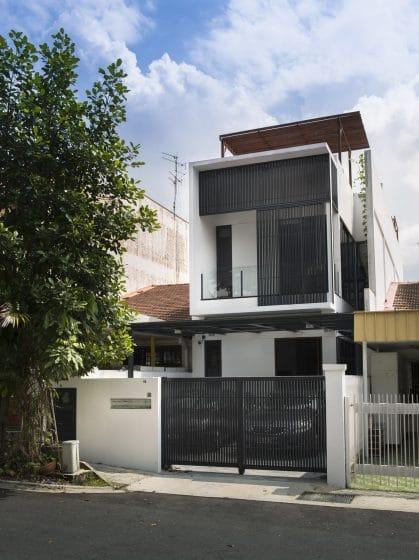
(162, 152, 186, 282)
(162, 152, 186, 217)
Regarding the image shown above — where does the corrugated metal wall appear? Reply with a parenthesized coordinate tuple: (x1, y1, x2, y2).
(199, 154, 331, 215)
(257, 204, 329, 306)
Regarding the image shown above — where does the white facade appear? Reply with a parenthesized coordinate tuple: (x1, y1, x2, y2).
(192, 330, 337, 378)
(365, 151, 403, 310)
(124, 195, 189, 292)
(188, 138, 402, 378)
(189, 145, 401, 319)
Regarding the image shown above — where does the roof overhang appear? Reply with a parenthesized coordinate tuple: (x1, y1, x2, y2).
(220, 111, 369, 157)
(131, 313, 354, 337)
(354, 310, 419, 344)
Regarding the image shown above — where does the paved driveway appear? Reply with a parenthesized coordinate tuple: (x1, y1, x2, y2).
(0, 488, 418, 559)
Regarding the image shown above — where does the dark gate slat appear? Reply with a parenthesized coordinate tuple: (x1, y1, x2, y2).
(162, 376, 326, 473)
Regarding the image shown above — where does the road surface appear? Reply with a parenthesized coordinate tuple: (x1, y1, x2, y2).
(0, 488, 418, 559)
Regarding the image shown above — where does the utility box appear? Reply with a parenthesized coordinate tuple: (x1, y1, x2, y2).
(61, 440, 80, 474)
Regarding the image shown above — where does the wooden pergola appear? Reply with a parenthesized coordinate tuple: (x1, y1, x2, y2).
(219, 111, 370, 186)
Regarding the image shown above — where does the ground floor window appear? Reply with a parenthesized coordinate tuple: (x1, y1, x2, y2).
(275, 337, 322, 376)
(133, 345, 182, 367)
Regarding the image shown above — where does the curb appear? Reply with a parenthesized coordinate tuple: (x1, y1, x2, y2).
(0, 478, 125, 494)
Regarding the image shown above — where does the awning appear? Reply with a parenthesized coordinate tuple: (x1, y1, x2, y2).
(131, 313, 353, 337)
(354, 310, 419, 344)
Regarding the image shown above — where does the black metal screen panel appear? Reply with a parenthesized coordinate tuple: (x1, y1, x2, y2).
(336, 337, 362, 376)
(162, 377, 326, 473)
(199, 154, 331, 215)
(257, 204, 329, 306)
(340, 221, 367, 310)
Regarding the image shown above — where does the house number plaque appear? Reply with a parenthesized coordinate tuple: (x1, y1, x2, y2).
(110, 398, 151, 410)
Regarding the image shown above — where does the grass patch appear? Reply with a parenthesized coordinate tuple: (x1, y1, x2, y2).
(74, 472, 110, 487)
(351, 474, 419, 493)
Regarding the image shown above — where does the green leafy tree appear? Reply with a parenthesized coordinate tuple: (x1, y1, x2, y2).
(0, 29, 159, 467)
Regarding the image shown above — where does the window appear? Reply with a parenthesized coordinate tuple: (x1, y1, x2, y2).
(133, 345, 182, 367)
(275, 338, 322, 376)
(216, 225, 232, 298)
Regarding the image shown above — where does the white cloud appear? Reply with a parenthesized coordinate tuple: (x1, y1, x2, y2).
(3, 0, 419, 277)
(193, 0, 419, 109)
(355, 79, 419, 278)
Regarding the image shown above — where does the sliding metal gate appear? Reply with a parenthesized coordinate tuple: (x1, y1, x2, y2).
(161, 377, 326, 473)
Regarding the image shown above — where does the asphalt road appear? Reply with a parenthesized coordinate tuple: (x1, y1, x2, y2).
(0, 488, 418, 560)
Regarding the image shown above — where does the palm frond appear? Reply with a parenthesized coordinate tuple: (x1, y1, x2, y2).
(0, 302, 29, 328)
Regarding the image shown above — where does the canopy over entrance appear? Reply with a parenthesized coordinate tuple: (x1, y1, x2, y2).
(131, 312, 354, 337)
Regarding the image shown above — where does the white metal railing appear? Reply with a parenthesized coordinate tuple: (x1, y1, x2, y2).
(346, 394, 419, 492)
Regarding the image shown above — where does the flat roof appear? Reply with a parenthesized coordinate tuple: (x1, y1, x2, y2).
(131, 313, 353, 336)
(220, 111, 369, 156)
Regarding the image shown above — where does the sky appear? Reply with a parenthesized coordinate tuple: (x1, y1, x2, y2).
(1, 0, 419, 279)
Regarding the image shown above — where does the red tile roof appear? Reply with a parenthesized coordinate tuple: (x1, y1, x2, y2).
(385, 281, 419, 310)
(123, 284, 190, 321)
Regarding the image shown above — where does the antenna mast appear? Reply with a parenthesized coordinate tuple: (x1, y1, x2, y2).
(162, 152, 186, 282)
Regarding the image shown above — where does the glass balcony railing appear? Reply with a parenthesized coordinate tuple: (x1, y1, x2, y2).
(201, 266, 257, 300)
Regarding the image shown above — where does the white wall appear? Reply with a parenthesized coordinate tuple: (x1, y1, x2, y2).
(365, 150, 402, 310)
(59, 378, 161, 472)
(199, 210, 257, 276)
(192, 329, 337, 377)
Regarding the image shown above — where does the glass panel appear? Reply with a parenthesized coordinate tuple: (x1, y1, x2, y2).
(202, 266, 257, 299)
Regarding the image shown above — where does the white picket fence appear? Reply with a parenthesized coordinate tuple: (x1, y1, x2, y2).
(346, 394, 419, 491)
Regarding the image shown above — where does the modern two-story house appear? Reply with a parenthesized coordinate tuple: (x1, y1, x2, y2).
(132, 112, 402, 381)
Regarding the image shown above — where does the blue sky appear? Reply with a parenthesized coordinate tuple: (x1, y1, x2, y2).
(1, 0, 419, 278)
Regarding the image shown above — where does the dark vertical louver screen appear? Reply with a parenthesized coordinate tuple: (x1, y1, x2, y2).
(340, 221, 368, 310)
(199, 154, 331, 215)
(336, 337, 362, 375)
(257, 204, 329, 306)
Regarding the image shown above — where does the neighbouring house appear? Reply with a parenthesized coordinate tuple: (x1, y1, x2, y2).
(132, 112, 402, 383)
(123, 283, 192, 374)
(123, 195, 188, 292)
(355, 282, 419, 396)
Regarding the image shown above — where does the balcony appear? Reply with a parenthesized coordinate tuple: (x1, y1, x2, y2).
(201, 266, 257, 300)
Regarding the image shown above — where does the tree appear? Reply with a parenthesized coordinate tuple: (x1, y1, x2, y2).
(0, 29, 159, 468)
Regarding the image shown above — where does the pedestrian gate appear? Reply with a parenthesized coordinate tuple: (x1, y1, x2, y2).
(161, 377, 326, 473)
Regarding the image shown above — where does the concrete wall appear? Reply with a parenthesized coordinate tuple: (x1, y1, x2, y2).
(365, 150, 402, 310)
(192, 329, 337, 377)
(59, 378, 161, 472)
(124, 196, 189, 292)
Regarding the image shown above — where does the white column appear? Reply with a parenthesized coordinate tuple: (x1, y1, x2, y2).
(362, 341, 368, 398)
(156, 377, 162, 474)
(323, 363, 347, 488)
